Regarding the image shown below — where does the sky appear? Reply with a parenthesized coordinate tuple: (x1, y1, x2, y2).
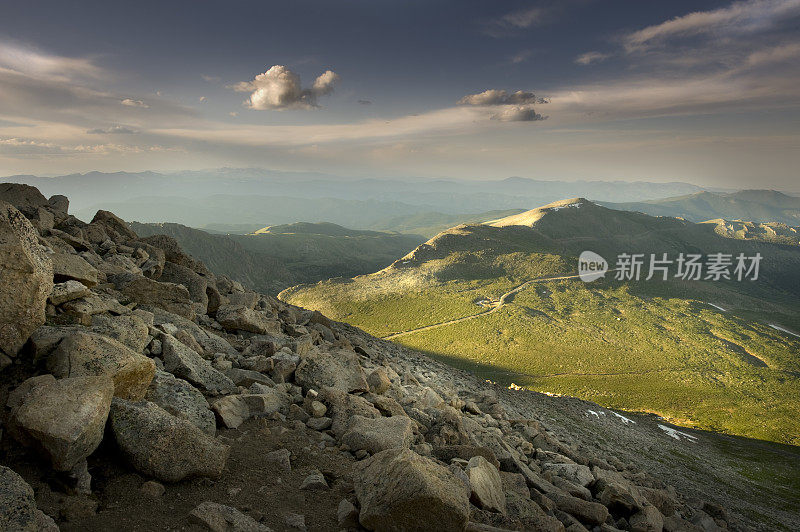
(0, 0, 799, 190)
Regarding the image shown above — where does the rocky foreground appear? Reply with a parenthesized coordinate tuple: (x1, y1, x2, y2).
(0, 183, 747, 531)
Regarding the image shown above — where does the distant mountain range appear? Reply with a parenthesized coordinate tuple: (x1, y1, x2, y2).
(601, 190, 800, 226)
(3, 169, 717, 231)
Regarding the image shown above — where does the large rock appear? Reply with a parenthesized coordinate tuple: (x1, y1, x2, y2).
(542, 463, 593, 488)
(466, 455, 506, 514)
(145, 370, 216, 436)
(189, 501, 272, 532)
(629, 505, 664, 532)
(0, 201, 53, 356)
(216, 305, 280, 335)
(0, 466, 38, 531)
(109, 398, 229, 482)
(50, 280, 91, 305)
(341, 415, 415, 454)
(47, 331, 155, 400)
(547, 492, 609, 527)
(295, 348, 368, 393)
(90, 209, 138, 242)
(115, 273, 195, 319)
(10, 376, 114, 471)
(355, 448, 470, 532)
(159, 261, 208, 312)
(161, 334, 236, 395)
(51, 252, 99, 287)
(0, 183, 48, 216)
(321, 387, 381, 437)
(91, 313, 150, 353)
(211, 390, 289, 429)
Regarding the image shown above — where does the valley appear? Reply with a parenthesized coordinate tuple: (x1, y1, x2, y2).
(283, 199, 800, 446)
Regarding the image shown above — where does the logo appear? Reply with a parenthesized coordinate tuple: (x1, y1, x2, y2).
(578, 251, 608, 282)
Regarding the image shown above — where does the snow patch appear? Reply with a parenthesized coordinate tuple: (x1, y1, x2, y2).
(550, 202, 583, 212)
(658, 424, 698, 442)
(587, 409, 605, 419)
(610, 411, 636, 424)
(706, 303, 726, 312)
(769, 324, 800, 338)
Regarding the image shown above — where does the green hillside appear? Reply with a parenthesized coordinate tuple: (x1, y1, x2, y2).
(282, 199, 800, 445)
(130, 221, 424, 294)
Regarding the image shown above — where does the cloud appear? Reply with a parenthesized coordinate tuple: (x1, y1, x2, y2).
(198, 96, 207, 103)
(312, 70, 338, 96)
(490, 106, 547, 122)
(86, 125, 138, 134)
(458, 89, 545, 106)
(201, 74, 220, 82)
(456, 89, 549, 122)
(624, 0, 800, 52)
(358, 99, 372, 105)
(232, 65, 339, 110)
(0, 41, 104, 81)
(575, 51, 610, 65)
(121, 98, 149, 108)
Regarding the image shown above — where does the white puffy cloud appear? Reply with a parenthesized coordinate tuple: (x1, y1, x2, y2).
(457, 89, 548, 121)
(232, 65, 339, 110)
(490, 106, 547, 122)
(312, 70, 339, 96)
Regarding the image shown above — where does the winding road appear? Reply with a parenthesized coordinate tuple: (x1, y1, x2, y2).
(381, 272, 588, 340)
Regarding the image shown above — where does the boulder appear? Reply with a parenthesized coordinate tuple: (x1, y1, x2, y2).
(109, 398, 229, 482)
(341, 415, 415, 455)
(159, 261, 208, 312)
(211, 395, 251, 429)
(226, 367, 274, 388)
(355, 448, 470, 532)
(161, 334, 236, 395)
(0, 466, 38, 531)
(300, 470, 329, 490)
(140, 234, 207, 273)
(542, 463, 594, 488)
(90, 210, 138, 242)
(466, 455, 506, 514)
(629, 505, 664, 532)
(51, 252, 99, 287)
(0, 183, 48, 217)
(114, 273, 195, 318)
(547, 493, 609, 527)
(145, 370, 216, 436)
(433, 445, 501, 470)
(216, 305, 280, 335)
(264, 448, 292, 473)
(189, 501, 272, 532)
(49, 280, 91, 305)
(47, 331, 155, 400)
(367, 368, 391, 394)
(10, 375, 113, 471)
(0, 201, 53, 356)
(48, 194, 69, 217)
(320, 388, 380, 437)
(91, 313, 150, 353)
(295, 348, 368, 393)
